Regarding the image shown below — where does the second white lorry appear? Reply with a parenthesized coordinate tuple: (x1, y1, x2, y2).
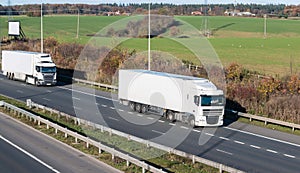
(2, 50, 57, 86)
(118, 69, 225, 127)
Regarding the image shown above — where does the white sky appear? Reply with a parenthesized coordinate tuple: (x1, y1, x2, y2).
(1, 0, 299, 6)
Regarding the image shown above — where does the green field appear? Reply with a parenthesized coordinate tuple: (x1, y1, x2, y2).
(1, 15, 300, 75)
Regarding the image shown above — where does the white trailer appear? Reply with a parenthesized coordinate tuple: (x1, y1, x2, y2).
(2, 50, 57, 86)
(118, 69, 225, 127)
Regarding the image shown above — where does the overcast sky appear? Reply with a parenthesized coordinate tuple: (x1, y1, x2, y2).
(1, 0, 299, 6)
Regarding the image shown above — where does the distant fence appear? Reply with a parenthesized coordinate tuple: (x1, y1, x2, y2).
(0, 100, 245, 173)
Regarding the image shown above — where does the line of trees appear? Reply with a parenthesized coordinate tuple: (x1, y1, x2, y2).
(0, 3, 291, 16)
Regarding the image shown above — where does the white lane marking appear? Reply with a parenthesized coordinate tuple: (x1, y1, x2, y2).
(72, 97, 80, 101)
(0, 135, 60, 173)
(46, 90, 52, 93)
(193, 129, 201, 133)
(101, 104, 107, 107)
(234, 140, 245, 145)
(58, 86, 118, 102)
(152, 130, 165, 135)
(21, 83, 26, 86)
(205, 133, 214, 137)
(216, 149, 233, 155)
(158, 120, 165, 123)
(42, 98, 51, 101)
(283, 154, 296, 158)
(110, 107, 115, 110)
(169, 123, 175, 126)
(219, 137, 229, 141)
(250, 145, 261, 149)
(108, 117, 119, 121)
(180, 126, 189, 130)
(137, 114, 143, 117)
(224, 126, 300, 148)
(74, 107, 82, 110)
(128, 112, 134, 115)
(266, 149, 278, 154)
(17, 90, 23, 93)
(147, 117, 154, 120)
(118, 109, 124, 112)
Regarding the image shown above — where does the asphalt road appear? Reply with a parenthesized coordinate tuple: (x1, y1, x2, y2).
(0, 111, 122, 173)
(1, 75, 300, 173)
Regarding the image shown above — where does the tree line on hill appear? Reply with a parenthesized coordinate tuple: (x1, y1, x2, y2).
(1, 3, 299, 17)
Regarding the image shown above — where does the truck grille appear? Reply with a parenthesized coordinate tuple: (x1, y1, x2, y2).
(206, 116, 219, 125)
(203, 109, 223, 116)
(43, 74, 54, 82)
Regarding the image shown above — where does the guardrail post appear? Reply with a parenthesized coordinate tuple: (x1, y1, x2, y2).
(192, 155, 195, 164)
(98, 143, 102, 154)
(26, 99, 32, 109)
(142, 162, 146, 173)
(38, 120, 41, 126)
(127, 135, 131, 141)
(265, 121, 267, 125)
(112, 149, 115, 161)
(64, 128, 68, 138)
(86, 137, 89, 148)
(219, 164, 223, 173)
(55, 128, 58, 134)
(126, 155, 130, 167)
(292, 127, 295, 131)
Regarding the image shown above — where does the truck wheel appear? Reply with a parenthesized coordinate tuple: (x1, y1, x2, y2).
(135, 103, 142, 113)
(129, 102, 135, 111)
(188, 116, 195, 128)
(141, 105, 148, 114)
(167, 111, 175, 122)
(11, 73, 14, 80)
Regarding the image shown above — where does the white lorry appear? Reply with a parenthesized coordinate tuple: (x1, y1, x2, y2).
(2, 50, 57, 86)
(118, 69, 225, 127)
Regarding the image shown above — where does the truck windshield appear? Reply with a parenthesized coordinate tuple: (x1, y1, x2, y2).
(201, 95, 224, 106)
(41, 67, 56, 73)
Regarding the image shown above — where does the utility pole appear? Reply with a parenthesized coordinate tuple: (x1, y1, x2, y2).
(76, 9, 80, 39)
(264, 14, 267, 39)
(148, 3, 151, 71)
(41, 2, 43, 53)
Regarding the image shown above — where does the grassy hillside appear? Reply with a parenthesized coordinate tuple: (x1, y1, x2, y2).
(1, 15, 299, 75)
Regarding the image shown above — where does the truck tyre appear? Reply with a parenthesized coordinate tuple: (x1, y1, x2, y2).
(129, 102, 135, 111)
(141, 105, 148, 114)
(167, 111, 175, 122)
(11, 73, 14, 80)
(135, 103, 142, 113)
(188, 116, 195, 128)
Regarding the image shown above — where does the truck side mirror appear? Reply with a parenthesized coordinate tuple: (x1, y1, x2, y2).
(194, 96, 200, 106)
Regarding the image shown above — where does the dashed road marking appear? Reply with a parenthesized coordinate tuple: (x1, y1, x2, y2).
(234, 140, 245, 145)
(266, 149, 278, 154)
(283, 154, 296, 158)
(137, 114, 143, 117)
(108, 117, 119, 121)
(46, 90, 52, 93)
(147, 117, 154, 120)
(205, 133, 214, 137)
(180, 126, 189, 130)
(128, 112, 134, 115)
(118, 109, 124, 112)
(101, 104, 107, 107)
(17, 90, 23, 93)
(110, 107, 115, 110)
(152, 130, 165, 135)
(72, 97, 80, 101)
(193, 129, 201, 133)
(219, 137, 229, 141)
(250, 145, 261, 149)
(169, 123, 175, 126)
(42, 98, 51, 101)
(216, 149, 233, 155)
(158, 120, 165, 123)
